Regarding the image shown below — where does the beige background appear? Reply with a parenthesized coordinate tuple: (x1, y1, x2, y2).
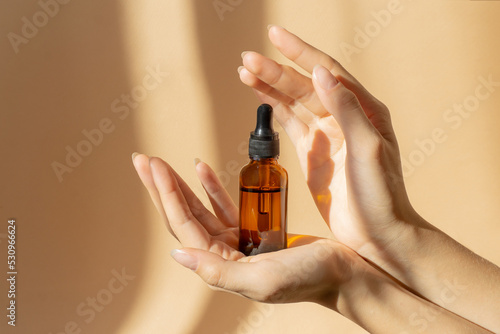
(1, 1, 500, 333)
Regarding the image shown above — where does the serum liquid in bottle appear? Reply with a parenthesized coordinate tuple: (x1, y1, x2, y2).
(239, 104, 288, 256)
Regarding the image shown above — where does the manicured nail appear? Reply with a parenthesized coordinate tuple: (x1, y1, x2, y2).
(131, 152, 139, 161)
(237, 66, 244, 74)
(313, 65, 338, 90)
(268, 25, 284, 32)
(171, 249, 198, 271)
(241, 51, 249, 59)
(194, 158, 201, 167)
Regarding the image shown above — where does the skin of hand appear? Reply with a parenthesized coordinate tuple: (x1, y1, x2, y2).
(131, 154, 493, 333)
(132, 153, 354, 304)
(238, 25, 500, 332)
(239, 25, 417, 267)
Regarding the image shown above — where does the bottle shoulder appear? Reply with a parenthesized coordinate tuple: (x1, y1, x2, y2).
(240, 160, 288, 188)
(240, 160, 287, 174)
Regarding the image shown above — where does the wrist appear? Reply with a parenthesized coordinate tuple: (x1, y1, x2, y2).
(322, 256, 398, 331)
(309, 241, 359, 309)
(314, 243, 366, 311)
(334, 258, 379, 316)
(361, 212, 440, 280)
(357, 213, 500, 332)
(324, 257, 490, 333)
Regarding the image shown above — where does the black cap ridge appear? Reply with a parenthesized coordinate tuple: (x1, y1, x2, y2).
(249, 104, 280, 159)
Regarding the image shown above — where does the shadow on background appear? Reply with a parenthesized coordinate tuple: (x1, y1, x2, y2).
(189, 1, 265, 333)
(0, 2, 146, 333)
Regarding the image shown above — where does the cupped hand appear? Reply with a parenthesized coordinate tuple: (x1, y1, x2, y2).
(239, 26, 422, 262)
(132, 154, 357, 304)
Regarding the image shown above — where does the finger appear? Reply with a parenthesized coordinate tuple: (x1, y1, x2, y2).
(194, 159, 238, 228)
(240, 66, 313, 133)
(133, 154, 224, 239)
(269, 25, 357, 83)
(242, 52, 327, 118)
(312, 65, 381, 156)
(252, 90, 309, 147)
(169, 165, 229, 236)
(268, 25, 386, 118)
(170, 248, 259, 298)
(238, 66, 295, 106)
(240, 65, 315, 127)
(132, 153, 176, 237)
(149, 157, 210, 249)
(268, 26, 336, 74)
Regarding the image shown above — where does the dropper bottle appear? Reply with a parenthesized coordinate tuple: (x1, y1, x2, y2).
(239, 104, 288, 256)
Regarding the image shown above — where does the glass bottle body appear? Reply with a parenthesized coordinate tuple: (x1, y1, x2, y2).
(239, 158, 288, 256)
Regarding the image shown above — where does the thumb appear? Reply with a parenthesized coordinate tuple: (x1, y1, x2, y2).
(170, 248, 254, 293)
(312, 65, 381, 156)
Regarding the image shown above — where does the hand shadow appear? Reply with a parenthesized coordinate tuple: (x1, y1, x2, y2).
(307, 130, 335, 225)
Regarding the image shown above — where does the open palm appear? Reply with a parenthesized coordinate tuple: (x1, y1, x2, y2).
(132, 154, 356, 303)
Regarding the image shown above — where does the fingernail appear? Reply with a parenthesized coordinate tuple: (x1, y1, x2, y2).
(171, 249, 198, 271)
(237, 66, 244, 74)
(241, 51, 249, 59)
(132, 152, 139, 161)
(268, 25, 284, 32)
(313, 65, 338, 90)
(194, 158, 201, 166)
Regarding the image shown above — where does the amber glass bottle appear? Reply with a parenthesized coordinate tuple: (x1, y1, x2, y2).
(239, 104, 288, 256)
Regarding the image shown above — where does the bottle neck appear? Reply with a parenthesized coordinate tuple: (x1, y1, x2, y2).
(249, 157, 278, 164)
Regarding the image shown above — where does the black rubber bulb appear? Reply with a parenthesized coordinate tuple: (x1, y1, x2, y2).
(248, 104, 280, 159)
(254, 104, 274, 137)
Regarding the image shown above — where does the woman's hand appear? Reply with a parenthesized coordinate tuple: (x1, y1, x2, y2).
(238, 26, 500, 332)
(132, 154, 355, 304)
(131, 154, 493, 333)
(239, 25, 417, 265)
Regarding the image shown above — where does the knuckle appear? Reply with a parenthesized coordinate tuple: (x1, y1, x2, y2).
(189, 198, 207, 217)
(203, 266, 225, 289)
(376, 101, 392, 121)
(377, 100, 389, 112)
(268, 65, 286, 86)
(262, 284, 291, 303)
(324, 55, 340, 72)
(336, 90, 360, 111)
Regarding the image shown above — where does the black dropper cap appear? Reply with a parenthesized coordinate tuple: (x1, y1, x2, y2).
(249, 104, 279, 159)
